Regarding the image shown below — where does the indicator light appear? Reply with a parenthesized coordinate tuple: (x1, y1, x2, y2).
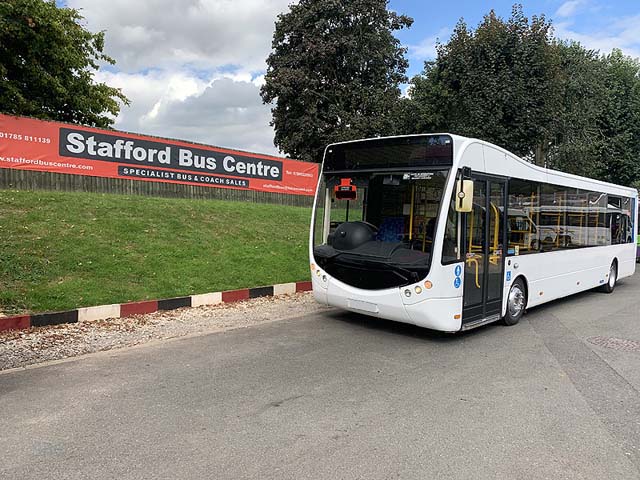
(322, 275, 327, 282)
(414, 286, 422, 294)
(424, 280, 433, 289)
(316, 270, 321, 276)
(404, 289, 411, 297)
(310, 263, 316, 270)
(454, 314, 461, 320)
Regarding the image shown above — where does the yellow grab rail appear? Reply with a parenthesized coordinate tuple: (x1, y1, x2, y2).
(465, 257, 481, 288)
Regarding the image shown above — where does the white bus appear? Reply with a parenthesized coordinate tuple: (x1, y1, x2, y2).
(309, 134, 638, 332)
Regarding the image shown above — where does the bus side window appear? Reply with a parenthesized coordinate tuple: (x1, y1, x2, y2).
(622, 197, 633, 243)
(442, 187, 459, 263)
(608, 196, 623, 245)
(508, 179, 540, 255)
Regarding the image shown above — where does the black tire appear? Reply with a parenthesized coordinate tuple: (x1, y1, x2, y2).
(504, 278, 526, 326)
(599, 261, 617, 293)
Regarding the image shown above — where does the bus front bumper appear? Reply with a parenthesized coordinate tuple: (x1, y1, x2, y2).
(313, 275, 463, 333)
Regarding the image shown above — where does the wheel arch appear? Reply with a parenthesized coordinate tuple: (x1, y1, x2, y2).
(502, 274, 529, 325)
(610, 257, 619, 280)
(611, 257, 619, 269)
(599, 257, 620, 293)
(502, 274, 530, 317)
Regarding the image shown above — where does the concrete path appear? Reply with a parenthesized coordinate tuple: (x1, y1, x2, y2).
(2, 273, 639, 479)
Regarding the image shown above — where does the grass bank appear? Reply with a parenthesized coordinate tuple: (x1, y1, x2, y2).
(0, 189, 311, 314)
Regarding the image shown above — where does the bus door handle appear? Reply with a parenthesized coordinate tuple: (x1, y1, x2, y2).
(465, 257, 481, 289)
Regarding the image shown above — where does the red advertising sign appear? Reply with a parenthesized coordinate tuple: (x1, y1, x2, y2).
(0, 114, 319, 196)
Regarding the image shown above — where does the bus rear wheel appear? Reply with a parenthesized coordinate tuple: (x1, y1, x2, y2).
(504, 278, 526, 326)
(600, 261, 617, 293)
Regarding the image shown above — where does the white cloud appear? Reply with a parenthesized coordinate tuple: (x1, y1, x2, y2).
(94, 70, 207, 129)
(66, 0, 296, 156)
(555, 1, 585, 18)
(142, 77, 277, 155)
(68, 0, 293, 73)
(407, 28, 450, 61)
(96, 69, 278, 155)
(555, 15, 640, 59)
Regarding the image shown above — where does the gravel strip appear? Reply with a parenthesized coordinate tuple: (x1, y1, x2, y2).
(0, 292, 326, 371)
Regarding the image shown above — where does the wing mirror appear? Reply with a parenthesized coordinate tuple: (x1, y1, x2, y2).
(455, 179, 473, 212)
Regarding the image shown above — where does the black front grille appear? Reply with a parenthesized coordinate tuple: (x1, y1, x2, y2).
(324, 262, 411, 290)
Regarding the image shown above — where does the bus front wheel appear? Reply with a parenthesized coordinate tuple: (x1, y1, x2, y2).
(504, 278, 526, 326)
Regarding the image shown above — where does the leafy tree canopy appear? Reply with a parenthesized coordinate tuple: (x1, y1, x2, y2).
(595, 50, 640, 187)
(402, 5, 640, 186)
(0, 0, 128, 128)
(261, 0, 412, 162)
(404, 6, 572, 164)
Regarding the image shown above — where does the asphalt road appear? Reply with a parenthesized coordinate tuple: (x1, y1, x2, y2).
(2, 273, 640, 480)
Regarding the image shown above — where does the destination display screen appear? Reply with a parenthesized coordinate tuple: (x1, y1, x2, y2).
(322, 135, 453, 173)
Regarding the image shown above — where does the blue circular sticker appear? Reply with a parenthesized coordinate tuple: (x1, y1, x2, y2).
(454, 265, 462, 277)
(454, 277, 461, 288)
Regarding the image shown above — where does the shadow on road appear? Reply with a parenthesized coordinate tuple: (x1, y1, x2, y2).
(320, 308, 502, 342)
(314, 274, 637, 341)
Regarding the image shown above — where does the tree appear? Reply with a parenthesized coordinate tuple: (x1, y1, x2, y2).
(402, 5, 640, 186)
(594, 50, 640, 186)
(542, 41, 607, 176)
(402, 5, 603, 173)
(0, 0, 128, 128)
(404, 6, 570, 165)
(260, 0, 412, 162)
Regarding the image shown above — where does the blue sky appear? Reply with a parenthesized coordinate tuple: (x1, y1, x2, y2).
(390, 0, 640, 77)
(60, 0, 639, 156)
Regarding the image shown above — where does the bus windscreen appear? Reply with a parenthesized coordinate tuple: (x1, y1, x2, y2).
(312, 169, 451, 290)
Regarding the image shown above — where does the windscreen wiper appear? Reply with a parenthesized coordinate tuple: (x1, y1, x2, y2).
(313, 246, 345, 269)
(379, 263, 420, 283)
(335, 256, 421, 284)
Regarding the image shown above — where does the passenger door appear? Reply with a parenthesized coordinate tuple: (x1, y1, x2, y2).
(462, 176, 506, 325)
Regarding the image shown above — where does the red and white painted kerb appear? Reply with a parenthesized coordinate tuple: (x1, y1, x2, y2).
(0, 281, 313, 333)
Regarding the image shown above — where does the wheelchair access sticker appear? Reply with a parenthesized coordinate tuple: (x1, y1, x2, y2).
(454, 264, 462, 288)
(506, 271, 512, 281)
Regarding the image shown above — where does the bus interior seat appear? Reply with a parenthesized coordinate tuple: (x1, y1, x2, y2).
(376, 217, 405, 242)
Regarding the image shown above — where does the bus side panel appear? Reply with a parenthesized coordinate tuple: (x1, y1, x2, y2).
(504, 244, 635, 311)
(482, 147, 547, 183)
(618, 245, 637, 278)
(458, 143, 485, 172)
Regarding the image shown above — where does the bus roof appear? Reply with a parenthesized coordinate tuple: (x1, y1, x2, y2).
(324, 134, 638, 197)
